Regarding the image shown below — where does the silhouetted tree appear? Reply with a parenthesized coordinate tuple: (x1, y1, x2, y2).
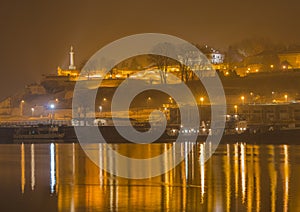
(148, 42, 177, 84)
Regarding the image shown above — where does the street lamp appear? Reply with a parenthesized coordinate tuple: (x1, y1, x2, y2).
(271, 91, 275, 103)
(241, 96, 245, 105)
(147, 97, 152, 108)
(284, 94, 288, 103)
(234, 105, 238, 114)
(99, 105, 102, 117)
(200, 97, 204, 106)
(50, 104, 55, 126)
(20, 100, 25, 116)
(31, 107, 35, 117)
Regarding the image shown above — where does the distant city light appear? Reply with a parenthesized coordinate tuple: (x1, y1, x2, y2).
(50, 104, 55, 109)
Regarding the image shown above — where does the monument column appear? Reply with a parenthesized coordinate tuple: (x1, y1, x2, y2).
(69, 46, 76, 70)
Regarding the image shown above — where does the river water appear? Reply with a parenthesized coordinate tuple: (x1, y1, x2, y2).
(0, 142, 299, 211)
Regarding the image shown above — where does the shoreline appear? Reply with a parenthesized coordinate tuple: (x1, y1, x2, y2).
(1, 125, 300, 145)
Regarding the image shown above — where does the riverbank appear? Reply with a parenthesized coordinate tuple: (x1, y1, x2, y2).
(1, 125, 300, 144)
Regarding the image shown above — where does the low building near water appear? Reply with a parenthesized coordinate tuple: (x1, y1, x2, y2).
(237, 103, 300, 130)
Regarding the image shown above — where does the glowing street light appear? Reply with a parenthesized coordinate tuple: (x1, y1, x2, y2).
(246, 68, 251, 74)
(234, 105, 238, 114)
(271, 91, 276, 103)
(99, 105, 102, 117)
(284, 94, 288, 102)
(20, 100, 25, 116)
(200, 97, 204, 105)
(147, 97, 152, 108)
(49, 104, 55, 126)
(31, 107, 35, 117)
(241, 96, 245, 105)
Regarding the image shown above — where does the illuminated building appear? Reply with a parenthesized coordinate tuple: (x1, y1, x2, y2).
(239, 51, 280, 75)
(198, 45, 225, 64)
(237, 103, 300, 129)
(278, 51, 300, 70)
(56, 46, 80, 79)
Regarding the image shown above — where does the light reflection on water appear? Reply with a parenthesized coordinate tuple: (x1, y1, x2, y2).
(50, 143, 56, 194)
(0, 142, 299, 211)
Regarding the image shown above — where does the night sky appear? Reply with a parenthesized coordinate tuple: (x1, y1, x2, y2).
(0, 0, 299, 99)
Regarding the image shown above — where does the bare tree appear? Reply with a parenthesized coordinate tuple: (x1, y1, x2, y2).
(177, 43, 212, 81)
(148, 42, 177, 84)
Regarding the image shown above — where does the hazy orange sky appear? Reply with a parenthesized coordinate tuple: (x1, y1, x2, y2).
(0, 0, 299, 99)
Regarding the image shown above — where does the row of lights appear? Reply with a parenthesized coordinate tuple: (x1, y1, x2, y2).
(103, 95, 297, 107)
(246, 64, 289, 74)
(19, 98, 58, 117)
(239, 93, 289, 104)
(234, 94, 290, 113)
(21, 92, 292, 117)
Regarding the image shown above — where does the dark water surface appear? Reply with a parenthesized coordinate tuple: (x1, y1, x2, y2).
(0, 142, 299, 211)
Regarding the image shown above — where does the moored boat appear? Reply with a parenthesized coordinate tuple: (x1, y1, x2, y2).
(13, 125, 65, 140)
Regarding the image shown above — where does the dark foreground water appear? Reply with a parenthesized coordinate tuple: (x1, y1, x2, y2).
(0, 142, 299, 212)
